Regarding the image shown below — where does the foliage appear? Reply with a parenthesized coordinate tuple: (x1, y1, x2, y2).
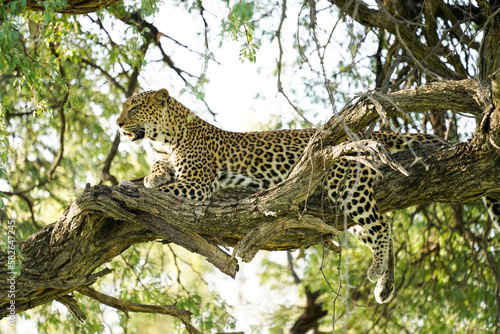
(28, 243, 236, 333)
(1, 0, 499, 333)
(222, 1, 259, 62)
(1, 0, 235, 331)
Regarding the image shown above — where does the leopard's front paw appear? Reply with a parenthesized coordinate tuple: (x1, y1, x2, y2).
(144, 174, 172, 188)
(145, 160, 175, 188)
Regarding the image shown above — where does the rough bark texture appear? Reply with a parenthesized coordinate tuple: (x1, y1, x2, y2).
(477, 0, 500, 151)
(1, 79, 499, 323)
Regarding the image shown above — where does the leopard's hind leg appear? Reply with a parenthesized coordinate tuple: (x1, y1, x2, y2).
(374, 237, 395, 303)
(326, 159, 395, 303)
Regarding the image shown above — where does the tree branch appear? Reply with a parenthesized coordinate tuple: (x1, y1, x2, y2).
(313, 79, 488, 151)
(81, 58, 127, 95)
(330, 0, 466, 79)
(2, 0, 122, 14)
(77, 287, 202, 334)
(1, 78, 498, 322)
(288, 252, 328, 333)
(48, 92, 69, 181)
(100, 131, 121, 186)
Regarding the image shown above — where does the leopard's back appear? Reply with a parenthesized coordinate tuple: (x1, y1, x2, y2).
(211, 129, 316, 190)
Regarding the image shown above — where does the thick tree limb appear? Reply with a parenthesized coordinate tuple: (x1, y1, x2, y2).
(2, 0, 122, 14)
(1, 78, 498, 324)
(318, 79, 488, 143)
(1, 137, 497, 319)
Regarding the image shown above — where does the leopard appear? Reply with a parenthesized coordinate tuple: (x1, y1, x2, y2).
(116, 88, 499, 304)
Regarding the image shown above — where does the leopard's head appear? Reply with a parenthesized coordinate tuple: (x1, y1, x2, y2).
(116, 89, 173, 145)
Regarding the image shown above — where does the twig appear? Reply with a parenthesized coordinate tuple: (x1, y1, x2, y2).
(81, 58, 127, 95)
(275, 0, 316, 128)
(100, 131, 120, 186)
(78, 287, 202, 334)
(197, 0, 209, 49)
(56, 295, 86, 323)
(48, 92, 68, 181)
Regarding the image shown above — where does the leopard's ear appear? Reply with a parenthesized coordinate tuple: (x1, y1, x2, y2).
(152, 89, 170, 107)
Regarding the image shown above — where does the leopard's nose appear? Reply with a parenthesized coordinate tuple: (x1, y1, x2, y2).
(117, 121, 124, 127)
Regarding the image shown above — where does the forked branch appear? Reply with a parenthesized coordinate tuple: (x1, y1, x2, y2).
(1, 78, 498, 327)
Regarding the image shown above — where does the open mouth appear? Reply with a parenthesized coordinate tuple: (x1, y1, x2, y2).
(123, 129, 145, 141)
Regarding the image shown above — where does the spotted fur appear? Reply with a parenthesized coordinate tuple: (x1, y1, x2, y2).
(116, 88, 466, 303)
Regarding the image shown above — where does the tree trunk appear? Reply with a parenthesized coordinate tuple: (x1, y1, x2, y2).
(477, 0, 500, 151)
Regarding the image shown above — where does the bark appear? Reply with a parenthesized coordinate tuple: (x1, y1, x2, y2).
(477, 1, 500, 151)
(1, 0, 498, 331)
(2, 0, 122, 14)
(1, 79, 499, 325)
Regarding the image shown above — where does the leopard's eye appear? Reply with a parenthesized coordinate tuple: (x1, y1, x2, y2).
(129, 106, 139, 117)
